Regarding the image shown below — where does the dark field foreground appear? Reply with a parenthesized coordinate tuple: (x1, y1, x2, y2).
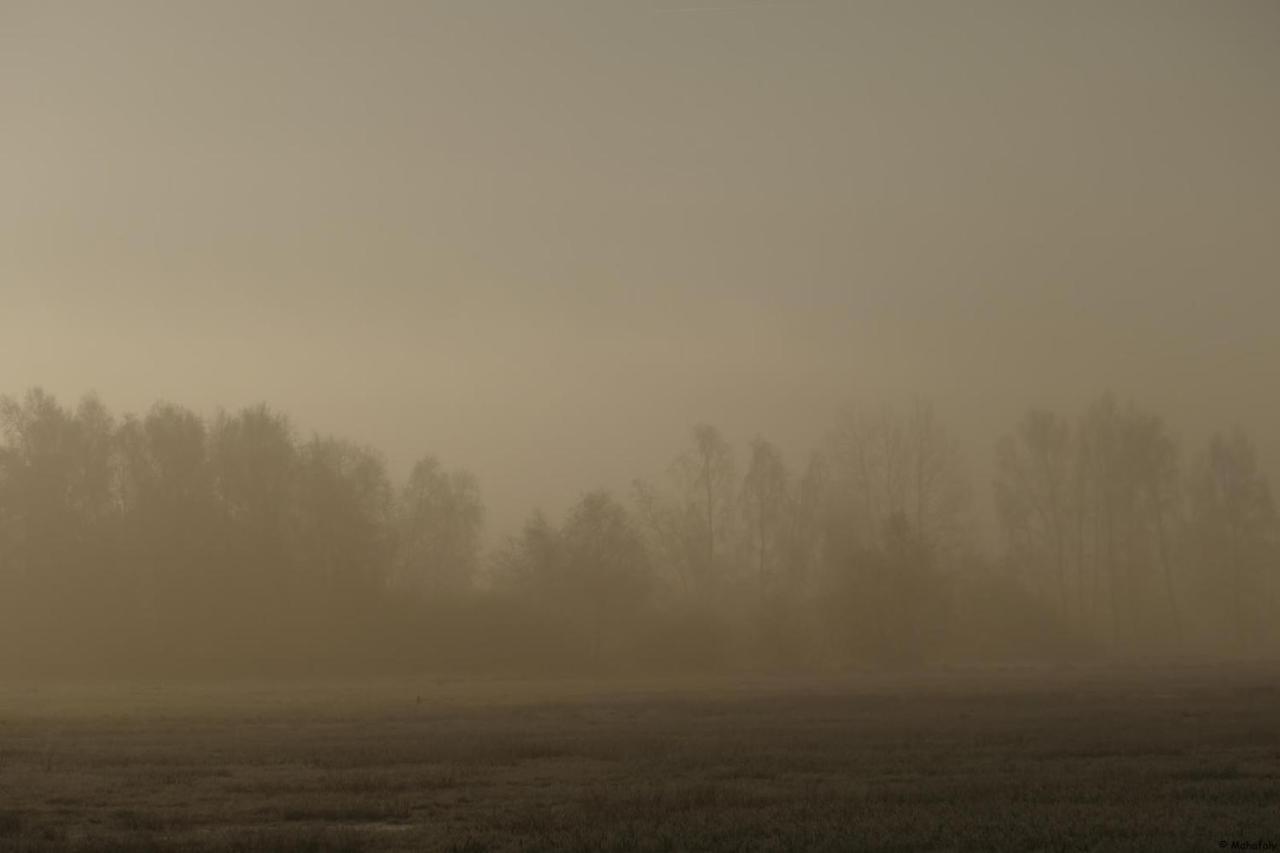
(1, 666, 1278, 852)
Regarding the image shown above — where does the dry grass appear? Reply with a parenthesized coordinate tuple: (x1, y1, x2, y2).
(0, 665, 1278, 851)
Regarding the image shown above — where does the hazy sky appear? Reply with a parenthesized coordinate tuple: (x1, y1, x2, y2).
(4, 0, 1278, 539)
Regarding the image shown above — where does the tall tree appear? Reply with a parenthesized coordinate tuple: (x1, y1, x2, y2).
(294, 437, 393, 598)
(208, 404, 298, 596)
(632, 478, 702, 599)
(1123, 410, 1183, 648)
(497, 493, 652, 663)
(560, 491, 652, 661)
(1186, 430, 1278, 648)
(740, 438, 790, 599)
(781, 451, 829, 592)
(0, 389, 119, 592)
(1070, 396, 1185, 650)
(671, 424, 736, 590)
(396, 456, 484, 596)
(825, 400, 969, 555)
(819, 402, 968, 667)
(116, 402, 215, 614)
(995, 409, 1075, 616)
(494, 509, 561, 597)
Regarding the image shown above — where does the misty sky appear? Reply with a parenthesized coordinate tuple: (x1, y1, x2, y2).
(4, 0, 1279, 539)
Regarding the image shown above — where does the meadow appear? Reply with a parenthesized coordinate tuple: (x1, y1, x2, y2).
(0, 664, 1277, 852)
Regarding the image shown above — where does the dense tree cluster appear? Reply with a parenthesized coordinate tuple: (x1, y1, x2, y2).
(995, 396, 1280, 656)
(0, 390, 477, 675)
(0, 388, 1275, 677)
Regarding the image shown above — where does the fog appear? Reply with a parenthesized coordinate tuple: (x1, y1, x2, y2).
(2, 1, 1279, 676)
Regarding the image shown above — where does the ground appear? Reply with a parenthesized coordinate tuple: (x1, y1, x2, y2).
(0, 664, 1278, 851)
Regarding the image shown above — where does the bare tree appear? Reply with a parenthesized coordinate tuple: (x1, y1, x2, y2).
(1068, 396, 1186, 650)
(995, 409, 1075, 616)
(1125, 410, 1183, 649)
(781, 451, 829, 592)
(740, 438, 789, 601)
(396, 456, 484, 597)
(825, 400, 969, 555)
(1186, 430, 1278, 649)
(632, 478, 701, 599)
(671, 424, 736, 591)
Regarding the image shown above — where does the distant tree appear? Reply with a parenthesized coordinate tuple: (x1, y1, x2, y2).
(116, 402, 215, 614)
(493, 509, 561, 596)
(1123, 410, 1183, 648)
(498, 493, 651, 662)
(824, 400, 969, 555)
(395, 456, 484, 596)
(995, 409, 1076, 616)
(117, 403, 211, 518)
(878, 511, 949, 664)
(560, 491, 652, 661)
(773, 452, 829, 596)
(824, 510, 948, 667)
(816, 401, 969, 666)
(632, 478, 702, 599)
(776, 452, 831, 647)
(671, 424, 736, 589)
(1075, 396, 1122, 639)
(1186, 430, 1278, 648)
(0, 389, 119, 592)
(1070, 396, 1184, 650)
(207, 404, 298, 595)
(740, 438, 790, 600)
(294, 437, 394, 598)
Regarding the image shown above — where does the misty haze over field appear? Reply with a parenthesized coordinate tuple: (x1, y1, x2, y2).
(5, 4, 1280, 851)
(1, 0, 1279, 678)
(5, 0, 1279, 543)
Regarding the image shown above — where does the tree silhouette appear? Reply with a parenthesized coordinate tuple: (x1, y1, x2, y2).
(672, 424, 735, 592)
(1186, 430, 1278, 649)
(740, 438, 789, 602)
(396, 456, 484, 597)
(996, 409, 1076, 618)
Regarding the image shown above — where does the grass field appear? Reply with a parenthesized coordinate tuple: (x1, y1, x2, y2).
(0, 664, 1278, 851)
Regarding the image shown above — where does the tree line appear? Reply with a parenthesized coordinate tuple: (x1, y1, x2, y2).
(0, 388, 1275, 677)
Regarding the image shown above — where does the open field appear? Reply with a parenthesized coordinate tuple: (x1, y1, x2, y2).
(1, 665, 1278, 852)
